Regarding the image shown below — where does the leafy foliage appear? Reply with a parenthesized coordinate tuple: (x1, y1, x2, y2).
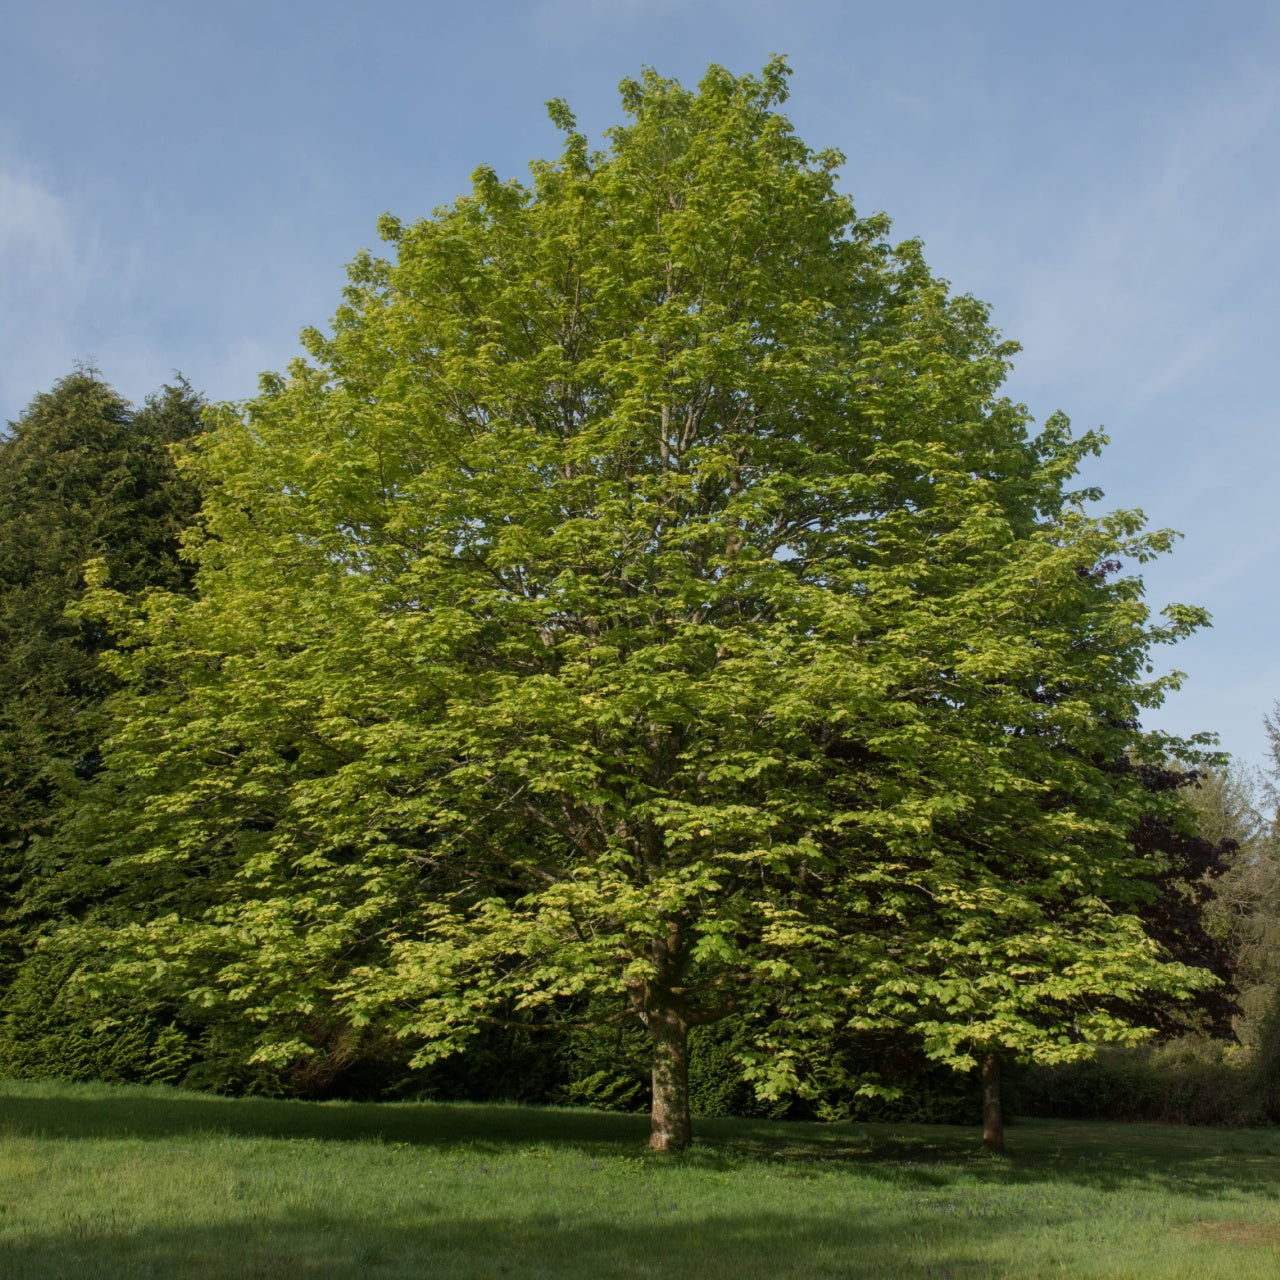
(1122, 762, 1238, 1038)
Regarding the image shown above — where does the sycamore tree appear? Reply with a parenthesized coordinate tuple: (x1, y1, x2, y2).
(76, 60, 1215, 1151)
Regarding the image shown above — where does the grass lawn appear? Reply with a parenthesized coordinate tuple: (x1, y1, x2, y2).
(1, 1079, 1278, 1278)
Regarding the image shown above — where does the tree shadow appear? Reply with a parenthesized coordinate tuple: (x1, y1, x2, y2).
(811, 1118, 1280, 1200)
(0, 1208, 1011, 1280)
(0, 1084, 651, 1153)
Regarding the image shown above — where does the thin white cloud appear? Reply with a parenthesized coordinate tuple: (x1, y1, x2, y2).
(0, 158, 92, 421)
(1010, 67, 1280, 414)
(0, 166, 75, 276)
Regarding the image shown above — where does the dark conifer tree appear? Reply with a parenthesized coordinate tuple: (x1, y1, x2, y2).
(0, 369, 204, 980)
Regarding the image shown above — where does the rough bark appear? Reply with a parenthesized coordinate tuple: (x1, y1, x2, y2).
(648, 1004, 692, 1153)
(981, 1051, 1005, 1155)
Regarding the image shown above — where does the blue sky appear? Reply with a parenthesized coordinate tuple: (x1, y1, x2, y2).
(3, 0, 1277, 769)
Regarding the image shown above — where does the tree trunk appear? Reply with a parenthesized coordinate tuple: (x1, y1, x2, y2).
(981, 1051, 1004, 1155)
(648, 1005, 692, 1153)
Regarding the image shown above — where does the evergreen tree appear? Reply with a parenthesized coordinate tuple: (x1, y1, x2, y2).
(0, 369, 204, 979)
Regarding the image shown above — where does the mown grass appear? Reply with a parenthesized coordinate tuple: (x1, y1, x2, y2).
(1, 1079, 1278, 1278)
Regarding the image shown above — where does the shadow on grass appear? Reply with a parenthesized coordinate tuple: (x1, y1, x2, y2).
(0, 1208, 1007, 1280)
(0, 1082, 652, 1152)
(3, 1079, 1278, 1200)
(821, 1120, 1280, 1202)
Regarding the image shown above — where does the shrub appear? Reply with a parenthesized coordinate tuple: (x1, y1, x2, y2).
(0, 948, 194, 1086)
(1013, 1040, 1266, 1126)
(687, 1021, 795, 1119)
(553, 1023, 650, 1112)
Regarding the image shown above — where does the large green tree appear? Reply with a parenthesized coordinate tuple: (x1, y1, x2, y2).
(75, 61, 1214, 1150)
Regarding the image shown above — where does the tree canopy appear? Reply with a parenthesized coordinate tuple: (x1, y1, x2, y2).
(74, 60, 1216, 1151)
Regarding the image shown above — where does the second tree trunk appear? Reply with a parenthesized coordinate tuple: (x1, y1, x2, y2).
(981, 1052, 1004, 1155)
